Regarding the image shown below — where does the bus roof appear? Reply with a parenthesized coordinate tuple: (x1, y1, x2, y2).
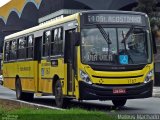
(4, 10, 147, 41)
(5, 13, 80, 41)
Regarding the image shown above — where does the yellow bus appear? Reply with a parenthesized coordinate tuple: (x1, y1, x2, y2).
(3, 10, 155, 108)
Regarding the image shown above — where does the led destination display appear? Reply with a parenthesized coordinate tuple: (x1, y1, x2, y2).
(84, 14, 144, 25)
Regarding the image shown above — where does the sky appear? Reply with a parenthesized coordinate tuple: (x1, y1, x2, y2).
(0, 0, 11, 7)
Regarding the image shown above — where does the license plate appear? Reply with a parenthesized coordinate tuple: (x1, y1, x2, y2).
(113, 88, 126, 94)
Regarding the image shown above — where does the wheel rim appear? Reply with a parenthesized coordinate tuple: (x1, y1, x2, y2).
(55, 81, 63, 106)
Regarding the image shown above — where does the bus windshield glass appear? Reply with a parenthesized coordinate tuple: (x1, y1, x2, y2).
(81, 26, 151, 65)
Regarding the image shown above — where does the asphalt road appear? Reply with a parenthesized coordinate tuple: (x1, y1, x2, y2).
(0, 85, 160, 114)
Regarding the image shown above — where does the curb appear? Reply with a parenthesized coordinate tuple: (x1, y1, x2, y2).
(0, 98, 63, 110)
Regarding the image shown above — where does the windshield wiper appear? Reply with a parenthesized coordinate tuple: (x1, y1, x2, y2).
(121, 27, 134, 64)
(96, 24, 112, 55)
(121, 26, 134, 43)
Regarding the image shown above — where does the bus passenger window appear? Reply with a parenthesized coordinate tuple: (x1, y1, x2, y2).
(27, 35, 34, 59)
(18, 37, 26, 59)
(4, 42, 10, 61)
(51, 29, 58, 56)
(51, 27, 63, 56)
(10, 40, 17, 60)
(43, 31, 51, 57)
(58, 28, 63, 54)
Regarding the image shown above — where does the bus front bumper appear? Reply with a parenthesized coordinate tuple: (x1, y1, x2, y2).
(79, 81, 153, 100)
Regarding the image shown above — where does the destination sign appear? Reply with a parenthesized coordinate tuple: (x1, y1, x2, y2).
(84, 14, 143, 24)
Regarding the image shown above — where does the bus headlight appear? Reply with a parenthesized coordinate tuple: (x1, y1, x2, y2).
(144, 70, 154, 84)
(80, 70, 92, 84)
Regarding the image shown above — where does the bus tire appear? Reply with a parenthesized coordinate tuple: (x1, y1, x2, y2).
(15, 78, 24, 100)
(54, 80, 68, 108)
(112, 99, 127, 107)
(15, 78, 34, 101)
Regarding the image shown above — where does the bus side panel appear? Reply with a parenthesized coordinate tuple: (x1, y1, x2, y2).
(20, 61, 37, 92)
(39, 78, 52, 94)
(39, 60, 52, 93)
(3, 61, 37, 92)
(3, 77, 15, 90)
(3, 62, 17, 90)
(34, 61, 39, 92)
(39, 58, 65, 94)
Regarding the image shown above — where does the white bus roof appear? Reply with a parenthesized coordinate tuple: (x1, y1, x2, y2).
(5, 13, 79, 41)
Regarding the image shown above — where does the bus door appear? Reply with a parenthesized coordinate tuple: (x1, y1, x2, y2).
(65, 29, 76, 95)
(34, 36, 42, 92)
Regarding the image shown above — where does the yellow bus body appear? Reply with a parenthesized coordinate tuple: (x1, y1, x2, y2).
(3, 11, 153, 103)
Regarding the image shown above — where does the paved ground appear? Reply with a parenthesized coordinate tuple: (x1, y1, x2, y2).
(0, 85, 16, 99)
(0, 85, 160, 114)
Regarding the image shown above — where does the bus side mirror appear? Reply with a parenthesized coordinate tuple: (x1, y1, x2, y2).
(71, 32, 81, 46)
(152, 33, 157, 54)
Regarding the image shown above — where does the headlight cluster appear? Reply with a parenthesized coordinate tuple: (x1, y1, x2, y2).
(80, 70, 92, 84)
(144, 70, 154, 84)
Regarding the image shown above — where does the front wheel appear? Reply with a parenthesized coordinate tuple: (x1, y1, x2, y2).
(54, 80, 64, 108)
(112, 99, 127, 107)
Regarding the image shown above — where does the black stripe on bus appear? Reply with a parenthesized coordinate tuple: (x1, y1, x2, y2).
(92, 75, 143, 79)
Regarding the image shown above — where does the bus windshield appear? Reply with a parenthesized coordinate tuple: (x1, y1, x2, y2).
(81, 26, 151, 65)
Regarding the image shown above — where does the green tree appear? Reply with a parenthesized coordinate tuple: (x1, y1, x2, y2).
(133, 0, 159, 31)
(133, 0, 157, 16)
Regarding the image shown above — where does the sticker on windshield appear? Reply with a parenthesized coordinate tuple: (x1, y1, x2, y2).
(119, 55, 128, 64)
